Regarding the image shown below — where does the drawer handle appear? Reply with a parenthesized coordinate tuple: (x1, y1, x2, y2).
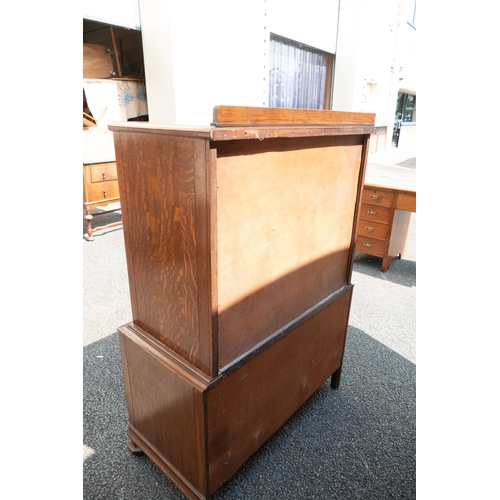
(370, 194, 379, 200)
(366, 226, 375, 232)
(103, 190, 107, 198)
(368, 209, 377, 215)
(102, 172, 106, 180)
(363, 242, 373, 248)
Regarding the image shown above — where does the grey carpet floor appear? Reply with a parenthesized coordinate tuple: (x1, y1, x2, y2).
(83, 211, 416, 500)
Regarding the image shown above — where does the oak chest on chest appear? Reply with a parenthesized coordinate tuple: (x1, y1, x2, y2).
(109, 106, 375, 499)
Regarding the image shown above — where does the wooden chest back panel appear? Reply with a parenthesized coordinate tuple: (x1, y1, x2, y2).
(114, 132, 214, 374)
(215, 136, 363, 368)
(108, 111, 376, 499)
(206, 287, 353, 493)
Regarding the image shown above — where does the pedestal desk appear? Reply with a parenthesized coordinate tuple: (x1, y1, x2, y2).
(356, 174, 416, 272)
(109, 106, 375, 499)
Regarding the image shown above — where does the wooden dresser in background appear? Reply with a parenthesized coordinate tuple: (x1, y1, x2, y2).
(109, 106, 375, 500)
(83, 161, 121, 241)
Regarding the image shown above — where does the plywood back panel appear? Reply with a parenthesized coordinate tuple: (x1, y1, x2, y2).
(215, 135, 363, 368)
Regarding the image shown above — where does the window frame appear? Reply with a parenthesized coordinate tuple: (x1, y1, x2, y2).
(268, 33, 334, 110)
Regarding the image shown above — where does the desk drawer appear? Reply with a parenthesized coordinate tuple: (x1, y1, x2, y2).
(396, 192, 416, 212)
(362, 188, 393, 207)
(90, 162, 118, 183)
(357, 219, 388, 239)
(86, 180, 120, 202)
(356, 237, 386, 257)
(360, 204, 390, 223)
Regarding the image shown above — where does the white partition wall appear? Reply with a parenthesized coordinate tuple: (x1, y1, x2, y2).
(83, 0, 141, 29)
(138, 0, 340, 125)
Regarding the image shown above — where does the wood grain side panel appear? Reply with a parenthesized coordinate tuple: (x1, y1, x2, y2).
(113, 132, 140, 319)
(118, 330, 137, 428)
(127, 425, 208, 500)
(206, 288, 353, 493)
(193, 139, 217, 376)
(216, 136, 362, 367)
(114, 131, 207, 371)
(120, 333, 208, 495)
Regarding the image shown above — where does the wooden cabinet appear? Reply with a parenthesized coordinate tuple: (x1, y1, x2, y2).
(356, 182, 416, 272)
(109, 106, 375, 500)
(83, 161, 121, 241)
(82, 72, 148, 240)
(84, 162, 119, 201)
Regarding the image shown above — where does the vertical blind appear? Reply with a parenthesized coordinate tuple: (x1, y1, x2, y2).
(269, 35, 329, 109)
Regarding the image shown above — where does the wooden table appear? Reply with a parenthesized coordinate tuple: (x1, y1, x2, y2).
(356, 174, 416, 272)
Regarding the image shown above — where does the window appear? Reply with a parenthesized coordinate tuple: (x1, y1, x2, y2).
(393, 92, 416, 146)
(269, 34, 333, 110)
(395, 92, 416, 123)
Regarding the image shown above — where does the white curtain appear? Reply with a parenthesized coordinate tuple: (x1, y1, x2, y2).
(269, 35, 328, 109)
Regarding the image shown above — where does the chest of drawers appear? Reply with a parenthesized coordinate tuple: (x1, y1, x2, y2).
(109, 105, 375, 499)
(83, 161, 121, 241)
(356, 182, 415, 272)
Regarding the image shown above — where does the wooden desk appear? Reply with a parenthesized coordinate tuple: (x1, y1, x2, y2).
(356, 175, 416, 272)
(109, 106, 375, 499)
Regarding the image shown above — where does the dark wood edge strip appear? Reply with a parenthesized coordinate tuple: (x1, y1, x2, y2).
(128, 425, 208, 500)
(108, 122, 212, 138)
(331, 286, 354, 389)
(118, 323, 212, 390)
(210, 126, 376, 141)
(118, 332, 137, 428)
(207, 146, 220, 375)
(193, 139, 217, 378)
(108, 122, 375, 141)
(214, 284, 354, 381)
(347, 135, 371, 285)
